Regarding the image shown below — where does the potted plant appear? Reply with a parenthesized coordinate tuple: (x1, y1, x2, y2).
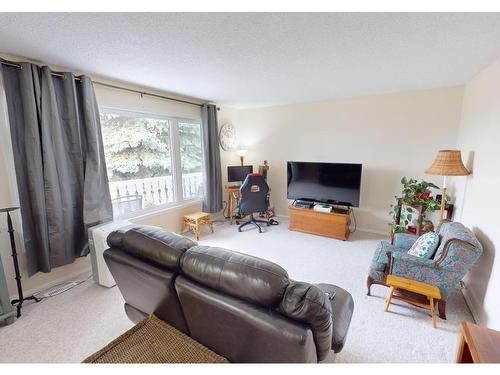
(389, 177, 449, 234)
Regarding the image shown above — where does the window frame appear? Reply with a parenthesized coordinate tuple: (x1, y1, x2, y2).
(99, 106, 204, 219)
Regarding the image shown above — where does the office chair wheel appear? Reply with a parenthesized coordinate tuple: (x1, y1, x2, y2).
(238, 228, 242, 232)
(258, 229, 262, 233)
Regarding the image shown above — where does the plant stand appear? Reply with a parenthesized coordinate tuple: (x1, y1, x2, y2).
(393, 198, 454, 238)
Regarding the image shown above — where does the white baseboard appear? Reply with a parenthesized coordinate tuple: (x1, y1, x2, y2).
(9, 266, 92, 301)
(461, 283, 481, 324)
(355, 227, 390, 237)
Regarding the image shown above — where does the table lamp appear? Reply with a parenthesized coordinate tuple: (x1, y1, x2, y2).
(425, 150, 470, 220)
(236, 149, 247, 166)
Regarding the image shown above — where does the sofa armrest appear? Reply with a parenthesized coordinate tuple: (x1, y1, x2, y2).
(317, 283, 354, 355)
(392, 233, 418, 250)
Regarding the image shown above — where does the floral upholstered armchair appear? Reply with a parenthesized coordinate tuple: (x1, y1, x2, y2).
(367, 220, 482, 319)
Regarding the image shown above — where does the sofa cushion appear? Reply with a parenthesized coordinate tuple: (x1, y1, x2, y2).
(279, 281, 333, 361)
(180, 245, 289, 307)
(117, 225, 197, 269)
(407, 232, 440, 258)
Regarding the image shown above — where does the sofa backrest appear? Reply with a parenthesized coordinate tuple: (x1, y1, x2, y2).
(103, 225, 197, 333)
(180, 245, 289, 307)
(115, 225, 197, 269)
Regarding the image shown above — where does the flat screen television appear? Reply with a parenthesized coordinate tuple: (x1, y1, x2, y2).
(227, 165, 253, 182)
(287, 161, 362, 207)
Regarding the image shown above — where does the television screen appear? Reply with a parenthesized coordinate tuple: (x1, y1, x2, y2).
(287, 161, 362, 207)
(227, 165, 253, 182)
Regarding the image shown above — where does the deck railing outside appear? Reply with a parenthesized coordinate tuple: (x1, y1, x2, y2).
(109, 172, 203, 214)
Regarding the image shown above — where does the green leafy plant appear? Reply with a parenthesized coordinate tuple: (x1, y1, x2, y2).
(389, 177, 449, 233)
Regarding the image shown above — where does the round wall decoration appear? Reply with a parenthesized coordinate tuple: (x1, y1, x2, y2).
(219, 123, 237, 151)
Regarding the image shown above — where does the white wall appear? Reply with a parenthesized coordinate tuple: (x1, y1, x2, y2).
(450, 56, 500, 330)
(0, 54, 202, 297)
(218, 87, 464, 234)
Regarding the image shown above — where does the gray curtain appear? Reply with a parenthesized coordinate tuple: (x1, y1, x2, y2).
(1, 63, 113, 276)
(201, 104, 223, 213)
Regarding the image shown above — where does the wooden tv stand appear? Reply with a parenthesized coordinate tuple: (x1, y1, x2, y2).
(288, 205, 351, 240)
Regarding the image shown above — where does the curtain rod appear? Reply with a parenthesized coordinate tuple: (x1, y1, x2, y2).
(0, 59, 205, 108)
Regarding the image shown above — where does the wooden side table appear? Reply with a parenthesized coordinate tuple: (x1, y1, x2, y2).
(182, 212, 214, 240)
(456, 321, 500, 363)
(385, 274, 441, 328)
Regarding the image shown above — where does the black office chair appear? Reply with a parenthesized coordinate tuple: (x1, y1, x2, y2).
(236, 173, 270, 233)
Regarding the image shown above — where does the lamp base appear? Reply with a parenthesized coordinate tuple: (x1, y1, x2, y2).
(439, 187, 447, 221)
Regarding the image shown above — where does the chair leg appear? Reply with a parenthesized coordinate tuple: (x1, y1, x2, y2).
(237, 213, 265, 233)
(238, 221, 253, 232)
(253, 221, 262, 233)
(384, 286, 395, 312)
(367, 276, 374, 296)
(430, 297, 436, 328)
(438, 300, 447, 320)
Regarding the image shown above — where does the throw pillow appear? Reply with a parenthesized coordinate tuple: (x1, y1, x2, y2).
(407, 232, 440, 258)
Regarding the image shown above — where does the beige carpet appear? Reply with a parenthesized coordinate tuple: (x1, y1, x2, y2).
(0, 219, 474, 363)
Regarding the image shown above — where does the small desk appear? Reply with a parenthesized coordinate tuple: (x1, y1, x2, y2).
(224, 186, 241, 224)
(385, 274, 441, 328)
(456, 321, 500, 363)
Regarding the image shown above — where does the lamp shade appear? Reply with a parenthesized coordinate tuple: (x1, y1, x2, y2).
(425, 150, 470, 176)
(236, 149, 248, 157)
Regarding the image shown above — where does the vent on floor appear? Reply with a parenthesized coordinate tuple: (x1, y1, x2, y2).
(42, 282, 79, 298)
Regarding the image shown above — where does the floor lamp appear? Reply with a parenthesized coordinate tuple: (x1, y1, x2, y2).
(425, 150, 470, 220)
(0, 206, 40, 318)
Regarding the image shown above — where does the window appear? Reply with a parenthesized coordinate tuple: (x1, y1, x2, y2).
(100, 109, 203, 218)
(179, 121, 203, 200)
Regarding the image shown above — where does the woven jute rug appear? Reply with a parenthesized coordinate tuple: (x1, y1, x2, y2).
(83, 315, 228, 363)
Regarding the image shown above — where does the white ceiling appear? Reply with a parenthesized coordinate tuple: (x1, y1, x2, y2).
(1, 13, 500, 108)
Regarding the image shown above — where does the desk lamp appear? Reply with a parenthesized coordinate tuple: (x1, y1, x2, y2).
(236, 149, 247, 166)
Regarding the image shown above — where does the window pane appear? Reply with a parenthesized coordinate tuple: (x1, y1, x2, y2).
(179, 121, 203, 200)
(100, 112, 174, 218)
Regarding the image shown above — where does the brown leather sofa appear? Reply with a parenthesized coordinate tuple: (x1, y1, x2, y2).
(104, 225, 354, 363)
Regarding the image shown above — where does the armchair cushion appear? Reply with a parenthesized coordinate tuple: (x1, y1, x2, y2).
(407, 232, 440, 258)
(392, 232, 418, 250)
(390, 251, 456, 298)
